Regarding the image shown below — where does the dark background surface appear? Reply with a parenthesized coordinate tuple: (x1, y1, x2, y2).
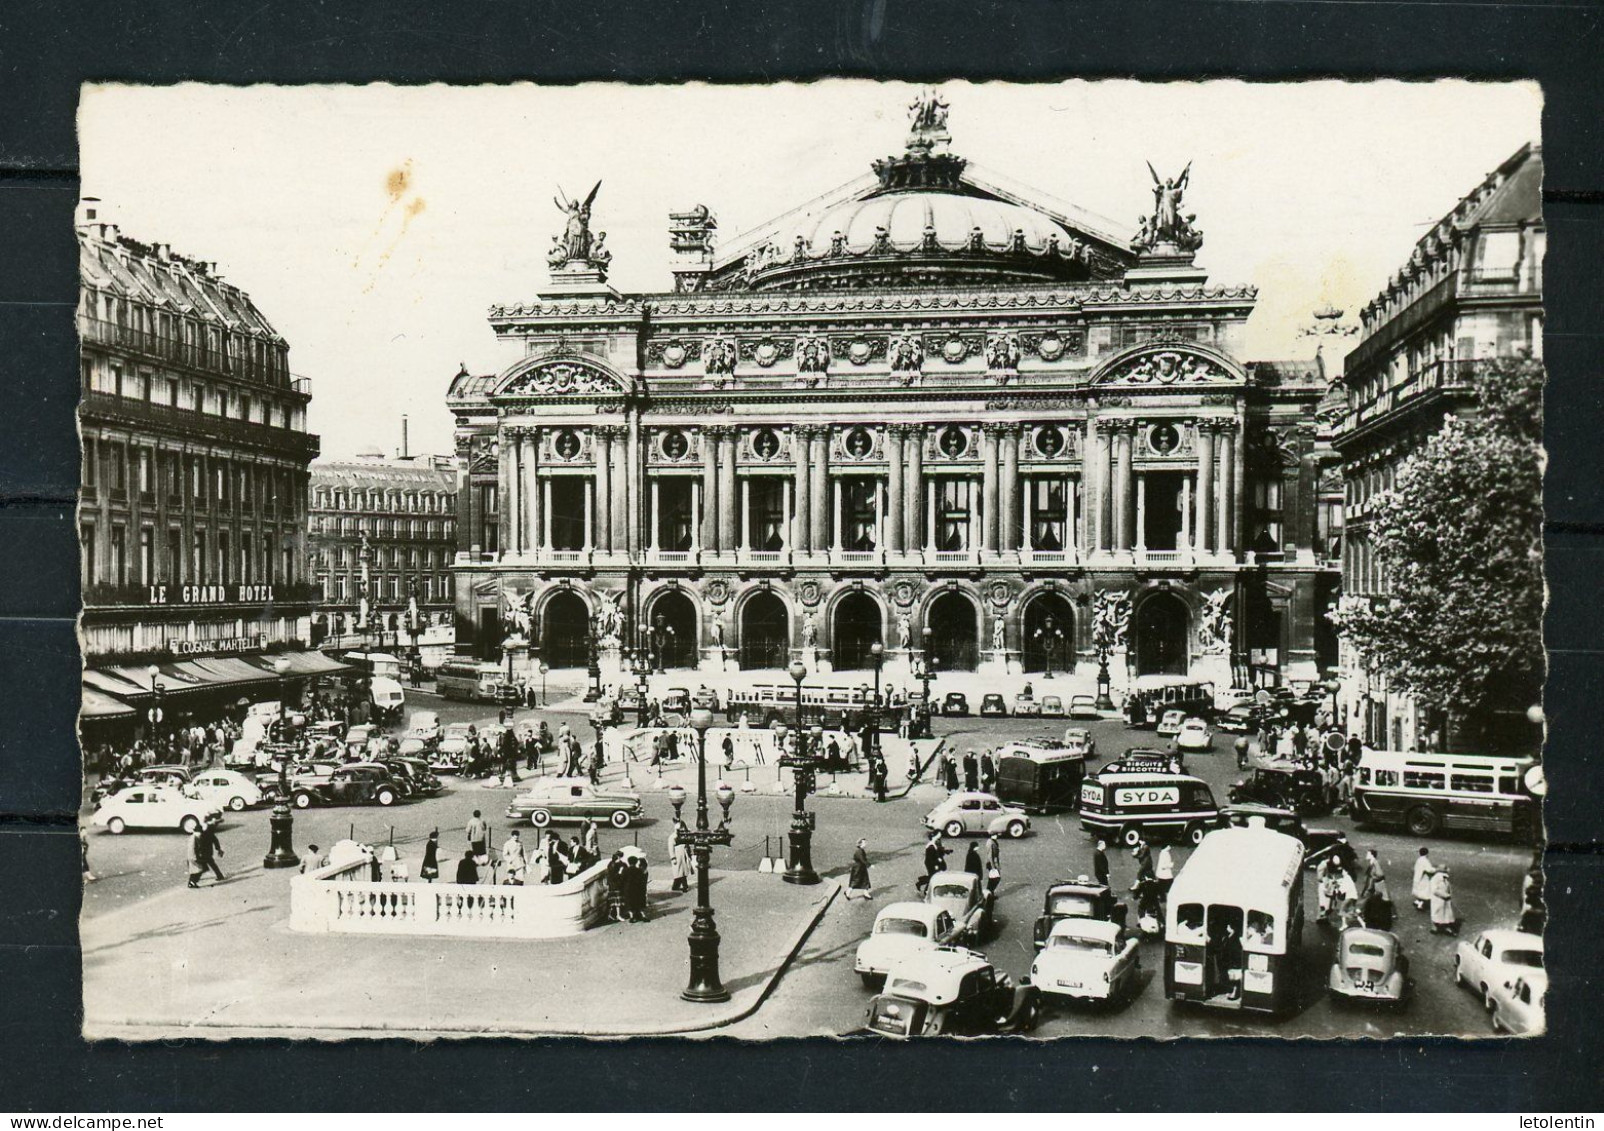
(1, 0, 1600, 1111)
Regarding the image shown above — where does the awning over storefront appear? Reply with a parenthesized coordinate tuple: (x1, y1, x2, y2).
(84, 652, 354, 709)
(82, 668, 153, 703)
(242, 652, 352, 678)
(80, 686, 137, 719)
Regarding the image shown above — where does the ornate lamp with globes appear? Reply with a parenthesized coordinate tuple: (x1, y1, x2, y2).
(668, 706, 735, 1002)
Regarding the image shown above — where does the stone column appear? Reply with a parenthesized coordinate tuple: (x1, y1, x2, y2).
(1196, 422, 1215, 555)
(717, 428, 738, 553)
(981, 425, 1000, 554)
(625, 414, 640, 556)
(701, 426, 720, 552)
(1113, 425, 1135, 552)
(793, 426, 811, 554)
(611, 428, 629, 552)
(593, 427, 613, 554)
(1097, 425, 1114, 552)
(1216, 427, 1235, 554)
(525, 432, 541, 552)
(904, 426, 924, 551)
(467, 461, 482, 557)
(496, 429, 513, 559)
(1001, 426, 1020, 552)
(885, 426, 905, 553)
(1080, 416, 1096, 555)
(1234, 415, 1248, 555)
(809, 427, 829, 552)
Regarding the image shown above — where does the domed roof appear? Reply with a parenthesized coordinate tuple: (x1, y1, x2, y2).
(703, 92, 1136, 293)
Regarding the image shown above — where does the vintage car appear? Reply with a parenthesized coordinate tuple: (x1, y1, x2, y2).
(343, 724, 379, 757)
(1221, 805, 1346, 867)
(290, 763, 404, 809)
(1068, 694, 1101, 721)
(136, 764, 193, 790)
(860, 948, 1038, 1037)
(1174, 718, 1213, 752)
(1455, 928, 1545, 1012)
(941, 692, 971, 718)
(184, 768, 264, 812)
(1011, 694, 1042, 718)
(854, 902, 963, 987)
(505, 777, 643, 829)
(1490, 970, 1547, 1035)
(979, 693, 1009, 718)
(438, 724, 477, 761)
(1031, 918, 1141, 1004)
(1215, 704, 1267, 735)
(90, 785, 222, 834)
(1229, 762, 1332, 816)
(926, 870, 992, 944)
(405, 711, 442, 744)
(1061, 727, 1098, 760)
(1328, 927, 1411, 1005)
(376, 756, 444, 798)
(924, 791, 1032, 839)
(1155, 709, 1187, 738)
(1033, 878, 1129, 949)
(395, 736, 433, 760)
(1038, 694, 1066, 719)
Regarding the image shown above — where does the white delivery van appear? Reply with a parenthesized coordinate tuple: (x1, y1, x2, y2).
(370, 677, 406, 723)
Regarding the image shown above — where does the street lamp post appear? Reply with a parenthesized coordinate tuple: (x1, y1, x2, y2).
(668, 707, 735, 1002)
(779, 660, 821, 885)
(868, 641, 884, 761)
(1094, 641, 1115, 712)
(635, 669, 650, 730)
(539, 661, 550, 708)
(652, 614, 674, 676)
(1035, 615, 1066, 680)
(145, 666, 165, 754)
(262, 655, 301, 870)
(584, 614, 603, 703)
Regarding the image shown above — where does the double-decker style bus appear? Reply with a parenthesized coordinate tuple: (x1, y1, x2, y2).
(1351, 750, 1540, 840)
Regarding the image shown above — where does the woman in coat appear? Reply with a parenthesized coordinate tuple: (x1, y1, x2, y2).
(1411, 847, 1438, 911)
(606, 851, 628, 921)
(963, 841, 984, 881)
(419, 829, 440, 882)
(670, 821, 692, 893)
(845, 839, 872, 900)
(185, 828, 206, 889)
(1429, 867, 1459, 934)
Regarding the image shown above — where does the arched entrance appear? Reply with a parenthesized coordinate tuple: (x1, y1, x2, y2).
(1134, 591, 1190, 676)
(541, 590, 591, 668)
(647, 589, 698, 670)
(1021, 592, 1076, 674)
(926, 591, 979, 672)
(832, 591, 883, 671)
(739, 591, 789, 670)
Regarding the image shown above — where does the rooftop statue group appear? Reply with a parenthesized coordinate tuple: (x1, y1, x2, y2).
(1133, 161, 1205, 254)
(549, 181, 613, 274)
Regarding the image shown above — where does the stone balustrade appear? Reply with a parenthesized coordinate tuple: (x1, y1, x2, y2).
(290, 855, 610, 939)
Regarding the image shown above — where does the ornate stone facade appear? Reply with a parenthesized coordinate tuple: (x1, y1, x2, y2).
(448, 95, 1338, 689)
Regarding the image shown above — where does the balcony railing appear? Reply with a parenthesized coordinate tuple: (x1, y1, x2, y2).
(1343, 358, 1482, 432)
(80, 391, 320, 461)
(78, 317, 310, 396)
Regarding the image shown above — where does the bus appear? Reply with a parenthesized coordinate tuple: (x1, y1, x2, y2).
(725, 682, 905, 732)
(1351, 749, 1540, 840)
(1165, 826, 1306, 1015)
(341, 651, 405, 680)
(995, 741, 1086, 813)
(435, 658, 504, 703)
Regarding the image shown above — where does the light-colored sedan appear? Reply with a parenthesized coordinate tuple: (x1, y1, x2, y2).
(1068, 695, 1101, 720)
(505, 777, 643, 829)
(854, 901, 961, 987)
(1455, 928, 1545, 1012)
(1062, 727, 1098, 760)
(1490, 971, 1547, 1035)
(926, 870, 991, 943)
(1031, 918, 1141, 1004)
(1174, 718, 1213, 752)
(91, 785, 222, 834)
(185, 769, 264, 812)
(923, 791, 1032, 839)
(1156, 709, 1187, 738)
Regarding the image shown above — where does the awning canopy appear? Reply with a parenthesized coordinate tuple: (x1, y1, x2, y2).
(83, 668, 153, 703)
(242, 652, 352, 678)
(88, 651, 351, 704)
(80, 686, 137, 720)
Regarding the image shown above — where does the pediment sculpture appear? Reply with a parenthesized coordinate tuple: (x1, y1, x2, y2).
(500, 358, 627, 397)
(1099, 348, 1236, 387)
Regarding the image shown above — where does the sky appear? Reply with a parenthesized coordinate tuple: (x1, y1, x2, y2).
(79, 79, 1542, 461)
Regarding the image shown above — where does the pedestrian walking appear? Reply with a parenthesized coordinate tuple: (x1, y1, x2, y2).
(942, 752, 959, 792)
(985, 832, 1002, 897)
(499, 726, 520, 784)
(546, 832, 568, 884)
(628, 855, 650, 922)
(196, 814, 226, 883)
(466, 810, 488, 864)
(606, 850, 628, 921)
(907, 749, 923, 785)
(1093, 840, 1110, 887)
(1132, 838, 1155, 884)
(81, 831, 96, 884)
(962, 750, 979, 792)
(979, 751, 996, 793)
(1411, 846, 1437, 911)
(918, 832, 948, 895)
(455, 848, 479, 885)
(420, 829, 440, 882)
(963, 841, 984, 881)
(1234, 735, 1250, 770)
(582, 818, 599, 859)
(185, 827, 206, 889)
(845, 838, 873, 900)
(1429, 867, 1459, 934)
(670, 820, 692, 892)
(501, 830, 527, 885)
(1156, 844, 1175, 888)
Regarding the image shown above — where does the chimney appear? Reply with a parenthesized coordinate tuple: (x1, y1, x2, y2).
(400, 415, 410, 460)
(75, 197, 102, 232)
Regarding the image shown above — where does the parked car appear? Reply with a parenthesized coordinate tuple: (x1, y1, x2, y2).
(1215, 704, 1266, 735)
(505, 777, 643, 829)
(91, 786, 221, 834)
(1012, 694, 1042, 718)
(1032, 918, 1141, 1005)
(925, 870, 992, 944)
(1039, 694, 1066, 719)
(853, 902, 963, 987)
(1328, 927, 1411, 1006)
(979, 693, 1009, 718)
(290, 763, 404, 809)
(136, 764, 193, 790)
(1032, 878, 1128, 949)
(184, 769, 264, 812)
(1174, 718, 1213, 752)
(860, 949, 1038, 1037)
(344, 724, 378, 757)
(1455, 928, 1545, 1012)
(377, 756, 444, 798)
(924, 791, 1032, 839)
(941, 692, 971, 718)
(1068, 694, 1101, 720)
(438, 724, 476, 761)
(395, 736, 433, 760)
(1061, 727, 1098, 760)
(405, 710, 442, 745)
(1155, 709, 1187, 738)
(1490, 971, 1547, 1035)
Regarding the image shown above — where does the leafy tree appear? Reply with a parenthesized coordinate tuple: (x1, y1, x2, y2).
(1331, 358, 1544, 747)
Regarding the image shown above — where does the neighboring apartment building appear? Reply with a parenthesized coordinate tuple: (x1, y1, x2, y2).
(307, 452, 458, 650)
(1333, 144, 1543, 750)
(77, 198, 331, 722)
